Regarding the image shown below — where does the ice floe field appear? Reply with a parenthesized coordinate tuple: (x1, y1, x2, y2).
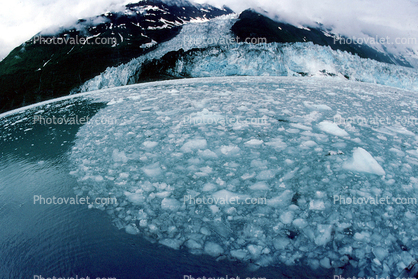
(63, 76, 418, 278)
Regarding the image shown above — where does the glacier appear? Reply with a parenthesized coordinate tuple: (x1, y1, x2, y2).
(75, 16, 418, 93)
(67, 76, 418, 278)
(76, 14, 238, 92)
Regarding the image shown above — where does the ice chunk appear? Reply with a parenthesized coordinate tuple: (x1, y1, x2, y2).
(280, 211, 294, 224)
(320, 257, 331, 269)
(315, 224, 333, 246)
(303, 101, 332, 111)
(247, 244, 263, 259)
(273, 237, 290, 250)
(292, 218, 308, 229)
(267, 190, 294, 207)
(197, 149, 218, 159)
(125, 192, 145, 205)
(220, 145, 241, 156)
(241, 173, 256, 180)
(244, 139, 264, 146)
(353, 231, 371, 242)
(256, 170, 276, 180)
(161, 198, 180, 211)
(300, 140, 317, 148)
(249, 182, 270, 191)
(230, 249, 248, 260)
(181, 138, 207, 152)
(160, 239, 183, 250)
(265, 138, 287, 149)
(143, 141, 158, 149)
(373, 247, 388, 261)
(125, 224, 140, 235)
(309, 200, 326, 210)
(317, 121, 349, 137)
(112, 149, 128, 163)
(209, 205, 220, 214)
(185, 239, 203, 250)
(211, 190, 248, 205)
(142, 162, 162, 177)
(202, 183, 217, 192)
(204, 242, 224, 257)
(343, 147, 385, 175)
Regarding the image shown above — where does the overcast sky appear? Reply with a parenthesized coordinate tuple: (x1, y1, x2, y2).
(1, 0, 417, 60)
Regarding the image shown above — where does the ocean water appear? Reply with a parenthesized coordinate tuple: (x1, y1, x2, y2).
(0, 94, 328, 279)
(2, 76, 417, 279)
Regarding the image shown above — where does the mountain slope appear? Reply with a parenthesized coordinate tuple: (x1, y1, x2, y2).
(231, 10, 412, 67)
(0, 0, 232, 113)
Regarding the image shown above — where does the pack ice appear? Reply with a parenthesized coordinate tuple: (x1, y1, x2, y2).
(69, 76, 418, 277)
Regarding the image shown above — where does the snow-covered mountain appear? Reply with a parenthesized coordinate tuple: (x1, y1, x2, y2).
(0, 0, 232, 113)
(77, 11, 418, 93)
(0, 0, 417, 114)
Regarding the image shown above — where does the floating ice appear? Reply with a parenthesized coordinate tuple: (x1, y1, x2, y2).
(180, 138, 208, 152)
(317, 121, 349, 137)
(343, 147, 386, 176)
(68, 76, 418, 277)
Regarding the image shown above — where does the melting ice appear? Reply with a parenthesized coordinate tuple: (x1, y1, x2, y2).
(69, 76, 418, 277)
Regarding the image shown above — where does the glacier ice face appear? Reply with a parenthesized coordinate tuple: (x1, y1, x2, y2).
(69, 76, 418, 277)
(76, 15, 418, 94)
(77, 14, 238, 92)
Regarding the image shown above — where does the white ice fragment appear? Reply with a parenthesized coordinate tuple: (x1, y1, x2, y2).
(343, 147, 385, 176)
(230, 249, 248, 260)
(211, 190, 248, 205)
(290, 123, 312, 130)
(204, 242, 224, 257)
(209, 205, 220, 214)
(314, 224, 333, 246)
(265, 138, 287, 149)
(241, 173, 256, 180)
(373, 247, 388, 261)
(220, 145, 241, 156)
(155, 191, 171, 198)
(107, 98, 124, 105)
(280, 211, 294, 224)
(125, 224, 140, 235)
(244, 139, 264, 146)
(185, 239, 203, 250)
(273, 237, 290, 250)
(320, 257, 331, 269)
(202, 183, 217, 192)
(303, 101, 332, 111)
(143, 141, 158, 149)
(292, 218, 308, 229)
(249, 182, 270, 190)
(300, 140, 317, 148)
(405, 211, 416, 220)
(247, 244, 263, 259)
(256, 170, 276, 180)
(142, 162, 162, 177)
(317, 121, 349, 137)
(119, 173, 129, 179)
(125, 192, 145, 205)
(112, 149, 128, 163)
(309, 200, 326, 210)
(353, 231, 371, 242)
(159, 239, 183, 250)
(280, 168, 299, 181)
(267, 190, 294, 207)
(197, 149, 218, 159)
(180, 138, 207, 152)
(161, 198, 180, 211)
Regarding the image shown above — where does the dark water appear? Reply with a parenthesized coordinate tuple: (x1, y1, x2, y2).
(0, 98, 333, 279)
